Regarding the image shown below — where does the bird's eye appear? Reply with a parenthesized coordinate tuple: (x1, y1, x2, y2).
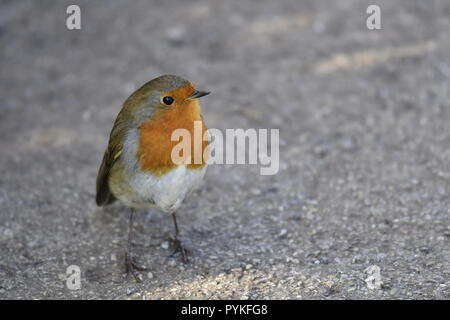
(161, 96, 174, 106)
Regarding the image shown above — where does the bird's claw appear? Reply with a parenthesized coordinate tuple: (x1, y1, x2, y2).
(125, 251, 147, 282)
(170, 238, 191, 263)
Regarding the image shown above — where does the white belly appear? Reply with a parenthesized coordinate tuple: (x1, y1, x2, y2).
(122, 165, 207, 213)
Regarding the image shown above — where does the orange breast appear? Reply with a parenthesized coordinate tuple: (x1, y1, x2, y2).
(137, 99, 208, 176)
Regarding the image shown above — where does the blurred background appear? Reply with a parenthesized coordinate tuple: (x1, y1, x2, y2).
(1, 0, 450, 299)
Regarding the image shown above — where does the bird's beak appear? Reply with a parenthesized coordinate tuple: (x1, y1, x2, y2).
(186, 90, 210, 101)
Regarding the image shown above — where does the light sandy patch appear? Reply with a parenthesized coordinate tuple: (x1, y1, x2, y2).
(314, 41, 437, 74)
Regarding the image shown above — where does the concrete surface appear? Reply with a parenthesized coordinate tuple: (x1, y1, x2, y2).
(1, 0, 450, 299)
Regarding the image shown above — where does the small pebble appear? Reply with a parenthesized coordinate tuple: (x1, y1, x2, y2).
(168, 259, 176, 267)
(161, 242, 169, 250)
(279, 229, 288, 238)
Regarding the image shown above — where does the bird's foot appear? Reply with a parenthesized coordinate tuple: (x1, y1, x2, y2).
(169, 236, 192, 263)
(124, 251, 147, 282)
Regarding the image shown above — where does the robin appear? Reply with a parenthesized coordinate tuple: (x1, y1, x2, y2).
(95, 75, 210, 281)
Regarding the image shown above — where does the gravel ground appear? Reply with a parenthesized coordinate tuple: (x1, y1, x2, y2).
(1, 0, 450, 299)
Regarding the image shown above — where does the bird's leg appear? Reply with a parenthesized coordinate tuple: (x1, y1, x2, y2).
(169, 212, 191, 263)
(124, 208, 147, 282)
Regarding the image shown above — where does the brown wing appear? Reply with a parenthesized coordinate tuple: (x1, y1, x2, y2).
(95, 114, 128, 206)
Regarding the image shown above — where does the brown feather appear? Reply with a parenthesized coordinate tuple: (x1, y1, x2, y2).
(95, 109, 130, 206)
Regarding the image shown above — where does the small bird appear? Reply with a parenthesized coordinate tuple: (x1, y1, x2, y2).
(96, 75, 210, 281)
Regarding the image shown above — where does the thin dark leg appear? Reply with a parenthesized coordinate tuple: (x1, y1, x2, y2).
(170, 212, 190, 263)
(128, 208, 135, 249)
(172, 212, 180, 237)
(124, 208, 146, 282)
